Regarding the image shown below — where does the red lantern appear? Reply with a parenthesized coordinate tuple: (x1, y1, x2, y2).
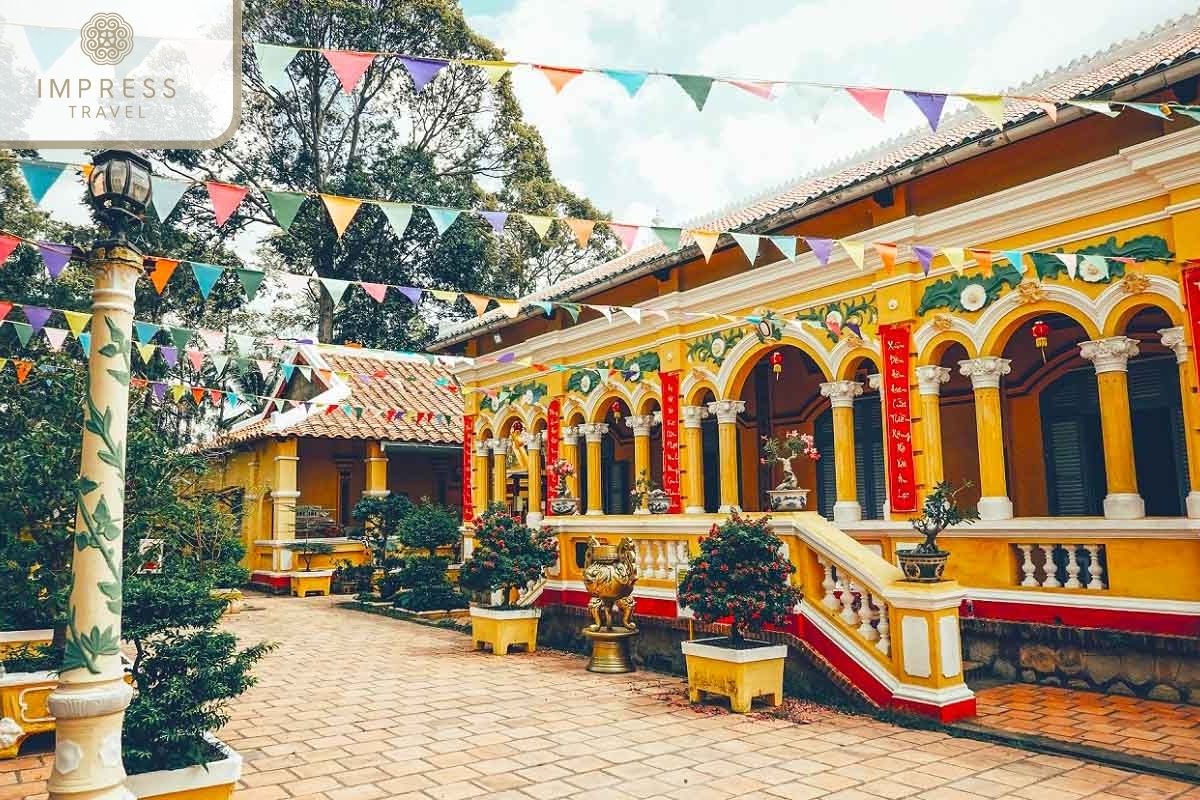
(1031, 319, 1050, 363)
(769, 350, 783, 380)
(611, 400, 623, 421)
(512, 420, 523, 433)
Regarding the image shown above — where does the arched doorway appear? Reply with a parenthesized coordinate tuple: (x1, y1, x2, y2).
(600, 398, 633, 514)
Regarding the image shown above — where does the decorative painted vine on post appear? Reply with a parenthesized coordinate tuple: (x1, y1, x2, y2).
(795, 294, 878, 344)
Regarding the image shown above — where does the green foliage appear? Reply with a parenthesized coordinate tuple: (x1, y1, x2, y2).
(332, 560, 375, 595)
(350, 494, 412, 567)
(389, 500, 463, 611)
(398, 500, 460, 556)
(394, 556, 465, 612)
(911, 481, 980, 553)
(678, 514, 800, 644)
(284, 539, 335, 571)
(458, 505, 557, 605)
(566, 368, 601, 395)
(685, 329, 745, 367)
(916, 265, 1022, 316)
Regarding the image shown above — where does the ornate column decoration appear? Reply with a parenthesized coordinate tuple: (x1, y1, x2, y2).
(819, 381, 864, 523)
(363, 441, 390, 498)
(521, 431, 544, 524)
(1079, 337, 1145, 519)
(957, 357, 1013, 520)
(625, 414, 656, 514)
(681, 405, 710, 513)
(706, 400, 745, 512)
(579, 423, 610, 515)
(1160, 327, 1200, 518)
(916, 366, 951, 488)
(489, 437, 510, 511)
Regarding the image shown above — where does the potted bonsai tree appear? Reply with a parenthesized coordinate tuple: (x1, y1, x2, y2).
(459, 505, 558, 655)
(629, 470, 670, 515)
(284, 539, 336, 596)
(392, 500, 467, 616)
(899, 480, 979, 582)
(761, 430, 820, 511)
(548, 459, 578, 515)
(678, 513, 800, 713)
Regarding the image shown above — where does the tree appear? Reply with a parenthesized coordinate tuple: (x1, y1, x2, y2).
(284, 539, 335, 571)
(350, 493, 412, 568)
(459, 504, 557, 605)
(394, 499, 463, 611)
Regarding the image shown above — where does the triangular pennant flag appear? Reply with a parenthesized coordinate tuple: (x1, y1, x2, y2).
(113, 36, 160, 79)
(130, 377, 147, 390)
(237, 269, 266, 300)
(652, 227, 682, 251)
(191, 262, 224, 299)
(0, 302, 9, 323)
(533, 301, 553, 316)
(610, 223, 639, 252)
(23, 306, 51, 335)
(211, 354, 229, 374)
(257, 359, 275, 378)
(559, 303, 581, 322)
(361, 282, 387, 302)
(943, 247, 966, 274)
(480, 210, 509, 235)
(147, 258, 180, 293)
(904, 91, 947, 131)
(169, 326, 191, 350)
(590, 305, 614, 323)
(199, 329, 225, 351)
(378, 202, 414, 238)
(462, 59, 516, 85)
(496, 300, 522, 319)
(430, 289, 458, 303)
(253, 43, 299, 93)
(400, 56, 449, 91)
(186, 349, 205, 371)
(208, 388, 223, 406)
(63, 310, 90, 337)
(206, 182, 248, 226)
(691, 230, 720, 262)
(839, 239, 866, 269)
(231, 334, 255, 356)
(320, 277, 351, 306)
(464, 294, 491, 317)
(566, 218, 596, 249)
(264, 190, 306, 230)
(37, 242, 72, 279)
(1080, 254, 1110, 281)
(1123, 102, 1172, 119)
(151, 382, 167, 401)
(621, 307, 643, 325)
(190, 387, 205, 405)
(874, 242, 897, 272)
(425, 206, 461, 235)
(727, 79, 774, 100)
(522, 214, 554, 239)
(970, 249, 994, 271)
(14, 360, 32, 384)
(1032, 100, 1058, 122)
(78, 332, 90, 355)
(321, 194, 362, 238)
(19, 161, 66, 204)
(1067, 99, 1120, 118)
(161, 347, 179, 367)
(846, 87, 890, 121)
(730, 233, 761, 264)
(281, 363, 295, 382)
(964, 94, 1005, 128)
(804, 237, 835, 266)
(0, 358, 7, 372)
(44, 328, 68, 352)
(150, 177, 189, 221)
(398, 286, 423, 305)
(604, 69, 648, 97)
(0, 234, 19, 265)
(1056, 253, 1079, 279)
(323, 49, 376, 93)
(297, 365, 312, 380)
(23, 26, 77, 70)
(1004, 250, 1025, 274)
(10, 322, 33, 347)
(535, 65, 583, 93)
(170, 384, 186, 402)
(671, 74, 714, 111)
(136, 343, 156, 364)
(1174, 106, 1200, 122)
(912, 245, 935, 275)
(769, 235, 797, 260)
(134, 322, 160, 344)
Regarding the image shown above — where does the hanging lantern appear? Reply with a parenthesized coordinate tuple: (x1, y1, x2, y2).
(611, 400, 623, 421)
(769, 350, 783, 380)
(512, 420, 524, 433)
(1031, 319, 1050, 363)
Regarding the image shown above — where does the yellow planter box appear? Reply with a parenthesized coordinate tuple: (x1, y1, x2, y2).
(0, 630, 52, 660)
(681, 638, 787, 713)
(470, 607, 540, 656)
(0, 671, 56, 759)
(290, 571, 333, 597)
(127, 735, 241, 800)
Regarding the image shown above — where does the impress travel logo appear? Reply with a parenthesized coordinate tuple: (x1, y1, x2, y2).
(1, 2, 241, 147)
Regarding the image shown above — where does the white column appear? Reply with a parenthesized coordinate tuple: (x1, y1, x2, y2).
(682, 405, 710, 513)
(521, 431, 543, 526)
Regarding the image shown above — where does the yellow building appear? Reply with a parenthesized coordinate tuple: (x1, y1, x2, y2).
(209, 345, 463, 589)
(433, 23, 1200, 719)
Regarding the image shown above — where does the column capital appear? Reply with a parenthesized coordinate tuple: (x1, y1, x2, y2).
(958, 357, 1011, 390)
(682, 405, 710, 428)
(1159, 326, 1189, 365)
(706, 399, 745, 424)
(520, 431, 543, 451)
(488, 437, 509, 455)
(561, 424, 580, 444)
(819, 380, 863, 409)
(916, 365, 951, 396)
(867, 373, 882, 391)
(625, 414, 657, 437)
(473, 439, 491, 457)
(579, 422, 610, 442)
(1079, 336, 1140, 374)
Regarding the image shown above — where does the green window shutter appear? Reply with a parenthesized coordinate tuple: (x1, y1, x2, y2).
(815, 410, 836, 519)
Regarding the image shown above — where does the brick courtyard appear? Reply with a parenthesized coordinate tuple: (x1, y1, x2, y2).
(5, 596, 1200, 799)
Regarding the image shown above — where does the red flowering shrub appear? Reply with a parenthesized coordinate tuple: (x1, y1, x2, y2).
(678, 513, 800, 644)
(459, 505, 558, 606)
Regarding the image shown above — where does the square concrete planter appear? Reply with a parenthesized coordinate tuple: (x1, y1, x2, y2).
(290, 570, 333, 597)
(470, 606, 540, 656)
(681, 637, 787, 713)
(126, 734, 242, 800)
(0, 669, 55, 759)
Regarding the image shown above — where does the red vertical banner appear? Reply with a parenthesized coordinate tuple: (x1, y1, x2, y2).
(545, 398, 562, 516)
(1184, 262, 1200, 361)
(879, 324, 917, 513)
(660, 371, 682, 513)
(462, 414, 475, 522)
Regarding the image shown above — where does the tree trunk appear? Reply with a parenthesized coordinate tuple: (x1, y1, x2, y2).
(318, 290, 335, 343)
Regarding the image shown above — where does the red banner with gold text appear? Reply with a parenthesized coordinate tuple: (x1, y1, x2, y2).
(1184, 262, 1200, 373)
(462, 414, 475, 521)
(545, 398, 562, 516)
(660, 371, 682, 513)
(879, 324, 917, 513)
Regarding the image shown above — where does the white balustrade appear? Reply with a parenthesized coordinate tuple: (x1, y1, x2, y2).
(1011, 543, 1107, 590)
(635, 538, 690, 582)
(875, 601, 890, 656)
(817, 555, 891, 653)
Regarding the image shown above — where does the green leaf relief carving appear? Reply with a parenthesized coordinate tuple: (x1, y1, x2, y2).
(85, 397, 125, 483)
(101, 317, 131, 387)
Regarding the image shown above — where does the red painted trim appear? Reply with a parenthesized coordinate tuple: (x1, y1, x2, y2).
(965, 598, 1200, 636)
(893, 694, 977, 723)
(249, 572, 291, 591)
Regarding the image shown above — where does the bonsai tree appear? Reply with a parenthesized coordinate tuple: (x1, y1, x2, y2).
(394, 500, 465, 611)
(459, 505, 558, 606)
(549, 459, 574, 497)
(678, 513, 801, 646)
(760, 431, 820, 491)
(284, 539, 335, 571)
(629, 470, 659, 509)
(911, 481, 980, 553)
(350, 494, 412, 569)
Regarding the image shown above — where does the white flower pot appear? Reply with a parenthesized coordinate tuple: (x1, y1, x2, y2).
(126, 734, 242, 799)
(767, 488, 809, 511)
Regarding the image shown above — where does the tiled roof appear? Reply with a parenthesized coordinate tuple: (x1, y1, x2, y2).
(212, 346, 463, 448)
(432, 14, 1200, 347)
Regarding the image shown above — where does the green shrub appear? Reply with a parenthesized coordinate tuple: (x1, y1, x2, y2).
(459, 505, 558, 606)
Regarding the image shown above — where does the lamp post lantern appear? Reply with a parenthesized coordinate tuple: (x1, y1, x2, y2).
(47, 150, 151, 800)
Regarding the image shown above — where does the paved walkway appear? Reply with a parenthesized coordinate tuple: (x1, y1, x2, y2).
(6, 596, 1200, 799)
(973, 683, 1200, 766)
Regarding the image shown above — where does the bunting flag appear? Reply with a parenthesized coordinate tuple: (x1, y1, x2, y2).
(905, 91, 947, 131)
(400, 56, 449, 91)
(1125, 102, 1172, 119)
(19, 161, 66, 203)
(1068, 100, 1119, 117)
(397, 286, 423, 305)
(0, 235, 19, 264)
(134, 321, 160, 344)
(151, 177, 190, 220)
(846, 87, 890, 121)
(604, 69, 647, 97)
(804, 237, 835, 266)
(943, 247, 966, 274)
(1081, 254, 1110, 281)
(22, 25, 77, 71)
(566, 218, 596, 248)
(839, 239, 866, 269)
(559, 303, 581, 323)
(426, 206, 461, 235)
(609, 223, 639, 252)
(0, 302, 10, 322)
(536, 65, 583, 93)
(671, 74, 714, 111)
(78, 332, 90, 355)
(480, 210, 509, 235)
(970, 248, 994, 271)
(964, 94, 1005, 128)
(37, 242, 72, 279)
(1056, 253, 1079, 279)
(14, 360, 32, 384)
(464, 294, 491, 316)
(23, 306, 51, 335)
(653, 227, 682, 252)
(692, 230, 720, 262)
(523, 214, 554, 240)
(186, 349, 205, 371)
(44, 328, 68, 351)
(11, 322, 33, 347)
(874, 242, 897, 272)
(769, 235, 797, 260)
(63, 310, 90, 337)
(321, 194, 362, 237)
(237, 268, 266, 300)
(148, 258, 180, 293)
(136, 343, 156, 364)
(361, 281, 387, 302)
(728, 80, 774, 100)
(912, 245, 935, 275)
(320, 277, 351, 306)
(462, 59, 515, 85)
(324, 49, 376, 93)
(191, 262, 224, 299)
(264, 190, 306, 230)
(206, 182, 249, 226)
(1004, 250, 1025, 273)
(730, 232, 760, 263)
(378, 202, 414, 238)
(254, 43, 298, 92)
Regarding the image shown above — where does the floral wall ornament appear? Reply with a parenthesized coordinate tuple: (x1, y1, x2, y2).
(795, 294, 878, 344)
(917, 263, 1022, 315)
(567, 368, 602, 395)
(1015, 279, 1046, 304)
(931, 314, 954, 331)
(686, 328, 746, 366)
(1027, 234, 1172, 282)
(602, 351, 661, 382)
(1120, 272, 1151, 295)
(747, 308, 785, 343)
(480, 380, 548, 411)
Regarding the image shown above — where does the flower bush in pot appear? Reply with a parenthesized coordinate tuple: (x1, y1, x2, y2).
(629, 470, 670, 515)
(548, 459, 578, 515)
(899, 480, 979, 582)
(761, 431, 820, 511)
(459, 505, 558, 655)
(678, 513, 800, 712)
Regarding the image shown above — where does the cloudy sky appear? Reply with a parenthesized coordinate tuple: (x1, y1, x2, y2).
(461, 0, 1199, 230)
